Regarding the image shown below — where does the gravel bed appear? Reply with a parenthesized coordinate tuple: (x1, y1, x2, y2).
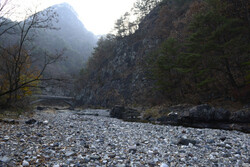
(0, 110, 249, 167)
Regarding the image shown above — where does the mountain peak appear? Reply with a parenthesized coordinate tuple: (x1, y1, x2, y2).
(52, 3, 79, 17)
(52, 2, 72, 8)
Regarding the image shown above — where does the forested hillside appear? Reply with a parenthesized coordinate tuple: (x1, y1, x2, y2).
(0, 0, 249, 109)
(76, 0, 249, 107)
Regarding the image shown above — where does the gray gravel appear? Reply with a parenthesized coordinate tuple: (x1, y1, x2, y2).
(0, 109, 249, 167)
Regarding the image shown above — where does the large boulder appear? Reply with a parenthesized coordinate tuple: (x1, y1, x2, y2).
(110, 106, 141, 121)
(180, 104, 215, 123)
(124, 108, 141, 120)
(230, 108, 250, 123)
(110, 106, 125, 119)
(157, 112, 179, 125)
(214, 108, 231, 122)
(154, 104, 250, 133)
(179, 104, 231, 123)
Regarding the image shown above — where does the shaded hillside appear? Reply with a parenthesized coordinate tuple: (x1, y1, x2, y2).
(1, 3, 97, 76)
(0, 1, 98, 108)
(76, 0, 196, 107)
(33, 3, 97, 76)
(77, 0, 249, 107)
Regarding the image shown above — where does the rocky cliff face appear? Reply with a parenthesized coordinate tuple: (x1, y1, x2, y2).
(77, 0, 199, 107)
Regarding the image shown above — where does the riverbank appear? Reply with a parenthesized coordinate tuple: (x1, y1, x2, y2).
(110, 104, 250, 133)
(0, 108, 249, 166)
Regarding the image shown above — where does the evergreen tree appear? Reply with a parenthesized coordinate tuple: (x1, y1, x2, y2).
(183, 0, 249, 90)
(147, 38, 184, 99)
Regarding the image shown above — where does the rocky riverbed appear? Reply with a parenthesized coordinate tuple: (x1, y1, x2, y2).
(0, 109, 249, 167)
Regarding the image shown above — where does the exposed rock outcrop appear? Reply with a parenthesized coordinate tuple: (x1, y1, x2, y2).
(155, 104, 250, 133)
(77, 1, 196, 107)
(110, 106, 140, 121)
(230, 109, 250, 123)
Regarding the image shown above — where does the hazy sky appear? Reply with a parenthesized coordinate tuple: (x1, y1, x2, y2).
(7, 0, 136, 35)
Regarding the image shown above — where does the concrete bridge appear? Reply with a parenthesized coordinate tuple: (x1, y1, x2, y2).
(31, 95, 76, 109)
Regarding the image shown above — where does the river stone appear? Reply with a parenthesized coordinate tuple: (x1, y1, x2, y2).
(3, 136, 10, 141)
(128, 146, 137, 154)
(65, 151, 76, 157)
(43, 120, 49, 124)
(25, 119, 37, 125)
(22, 160, 29, 166)
(0, 156, 11, 163)
(37, 106, 45, 110)
(0, 119, 18, 124)
(108, 153, 116, 158)
(177, 138, 197, 146)
(90, 155, 101, 160)
(81, 158, 90, 163)
(160, 163, 169, 167)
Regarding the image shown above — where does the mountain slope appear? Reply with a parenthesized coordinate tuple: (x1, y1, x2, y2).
(76, 0, 195, 107)
(0, 3, 97, 96)
(34, 3, 97, 75)
(77, 0, 250, 107)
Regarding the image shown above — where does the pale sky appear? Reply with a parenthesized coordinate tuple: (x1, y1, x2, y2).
(5, 0, 137, 35)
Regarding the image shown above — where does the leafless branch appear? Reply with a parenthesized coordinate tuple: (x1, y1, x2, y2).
(0, 1, 62, 105)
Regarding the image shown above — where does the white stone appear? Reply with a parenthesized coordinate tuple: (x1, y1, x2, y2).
(65, 151, 75, 157)
(22, 160, 29, 166)
(180, 158, 185, 161)
(242, 163, 250, 167)
(0, 156, 11, 163)
(77, 154, 83, 159)
(3, 136, 10, 141)
(209, 154, 215, 160)
(43, 120, 48, 124)
(179, 153, 186, 158)
(160, 163, 169, 167)
(148, 150, 154, 155)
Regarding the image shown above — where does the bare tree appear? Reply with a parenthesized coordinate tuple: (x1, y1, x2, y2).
(0, 0, 19, 36)
(0, 1, 63, 107)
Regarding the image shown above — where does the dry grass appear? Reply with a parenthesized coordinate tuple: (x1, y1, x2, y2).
(141, 105, 171, 119)
(43, 108, 57, 114)
(0, 108, 33, 119)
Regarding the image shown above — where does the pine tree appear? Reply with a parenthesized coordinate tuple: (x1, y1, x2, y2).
(183, 0, 249, 90)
